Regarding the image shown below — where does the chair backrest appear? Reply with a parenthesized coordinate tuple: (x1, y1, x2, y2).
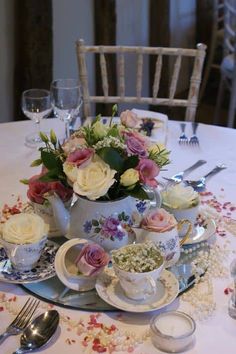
(76, 39, 206, 121)
(224, 0, 236, 56)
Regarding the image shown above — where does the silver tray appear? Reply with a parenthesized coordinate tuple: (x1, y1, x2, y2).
(22, 239, 209, 311)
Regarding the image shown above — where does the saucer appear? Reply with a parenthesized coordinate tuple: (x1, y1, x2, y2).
(183, 217, 216, 246)
(0, 240, 58, 283)
(95, 268, 179, 313)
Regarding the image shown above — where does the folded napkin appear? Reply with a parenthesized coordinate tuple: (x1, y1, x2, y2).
(131, 108, 168, 144)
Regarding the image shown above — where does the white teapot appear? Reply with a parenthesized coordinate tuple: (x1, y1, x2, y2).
(46, 187, 161, 251)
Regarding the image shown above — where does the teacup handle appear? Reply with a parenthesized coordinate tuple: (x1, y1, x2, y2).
(142, 275, 157, 298)
(177, 219, 192, 246)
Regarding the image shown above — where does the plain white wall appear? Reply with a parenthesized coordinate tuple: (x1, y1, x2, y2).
(0, 0, 14, 122)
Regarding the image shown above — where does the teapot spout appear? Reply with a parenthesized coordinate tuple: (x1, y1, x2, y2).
(46, 194, 70, 236)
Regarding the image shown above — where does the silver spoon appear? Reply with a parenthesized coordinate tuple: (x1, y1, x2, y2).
(13, 310, 59, 354)
(184, 164, 227, 192)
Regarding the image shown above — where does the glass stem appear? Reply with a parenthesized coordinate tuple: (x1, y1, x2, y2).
(36, 119, 41, 138)
(65, 121, 70, 140)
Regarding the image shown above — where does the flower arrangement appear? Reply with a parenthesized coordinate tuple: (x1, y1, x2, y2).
(112, 241, 163, 273)
(75, 243, 109, 276)
(23, 106, 170, 202)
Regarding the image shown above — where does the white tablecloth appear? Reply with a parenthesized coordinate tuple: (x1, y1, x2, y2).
(0, 118, 236, 354)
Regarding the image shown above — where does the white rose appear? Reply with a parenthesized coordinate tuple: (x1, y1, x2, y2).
(2, 213, 48, 244)
(73, 156, 116, 200)
(161, 184, 199, 209)
(63, 162, 78, 184)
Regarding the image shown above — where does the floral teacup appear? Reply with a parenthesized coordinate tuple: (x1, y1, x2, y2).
(161, 184, 199, 237)
(112, 242, 164, 300)
(134, 208, 192, 267)
(0, 213, 48, 271)
(0, 236, 47, 271)
(134, 220, 192, 268)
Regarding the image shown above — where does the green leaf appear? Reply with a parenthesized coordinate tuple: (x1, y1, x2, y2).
(123, 155, 139, 171)
(97, 147, 124, 172)
(41, 151, 62, 171)
(20, 179, 29, 185)
(124, 185, 149, 200)
(30, 159, 42, 167)
(92, 220, 99, 226)
(39, 169, 60, 182)
(107, 125, 119, 137)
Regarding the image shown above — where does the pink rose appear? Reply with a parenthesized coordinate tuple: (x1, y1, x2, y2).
(66, 148, 94, 168)
(136, 158, 160, 187)
(27, 174, 73, 204)
(141, 208, 177, 232)
(27, 177, 51, 204)
(75, 243, 110, 276)
(120, 110, 139, 128)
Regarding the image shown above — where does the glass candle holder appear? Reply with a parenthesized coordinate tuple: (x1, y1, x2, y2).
(150, 311, 196, 353)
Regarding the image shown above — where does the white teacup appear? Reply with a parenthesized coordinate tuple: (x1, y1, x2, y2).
(0, 236, 47, 271)
(134, 220, 192, 268)
(113, 250, 164, 301)
(54, 239, 98, 292)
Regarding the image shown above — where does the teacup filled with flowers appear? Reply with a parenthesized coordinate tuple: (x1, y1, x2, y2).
(22, 105, 170, 248)
(111, 241, 164, 300)
(55, 239, 110, 291)
(161, 184, 199, 237)
(134, 208, 192, 267)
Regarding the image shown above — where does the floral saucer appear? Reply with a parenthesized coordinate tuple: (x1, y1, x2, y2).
(183, 217, 216, 246)
(0, 240, 58, 283)
(95, 268, 179, 313)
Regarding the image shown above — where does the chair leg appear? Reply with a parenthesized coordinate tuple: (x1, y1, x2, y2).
(227, 83, 236, 128)
(214, 76, 225, 125)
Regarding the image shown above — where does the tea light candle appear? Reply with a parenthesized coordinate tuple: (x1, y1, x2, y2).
(150, 311, 196, 353)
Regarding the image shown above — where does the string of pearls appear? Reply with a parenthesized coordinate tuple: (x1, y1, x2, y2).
(181, 242, 231, 320)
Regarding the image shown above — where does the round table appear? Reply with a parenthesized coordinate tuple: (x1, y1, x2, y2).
(0, 117, 236, 354)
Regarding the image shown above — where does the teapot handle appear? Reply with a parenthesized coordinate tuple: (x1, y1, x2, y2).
(142, 185, 162, 209)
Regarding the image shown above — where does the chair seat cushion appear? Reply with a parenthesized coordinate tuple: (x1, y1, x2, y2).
(221, 54, 235, 78)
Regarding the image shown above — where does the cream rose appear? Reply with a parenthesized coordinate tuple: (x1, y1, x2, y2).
(120, 110, 138, 128)
(141, 208, 177, 232)
(162, 184, 199, 209)
(73, 156, 116, 200)
(2, 213, 48, 244)
(93, 121, 108, 139)
(120, 168, 139, 188)
(63, 162, 78, 184)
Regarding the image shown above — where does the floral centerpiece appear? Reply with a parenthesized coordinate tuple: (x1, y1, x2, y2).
(23, 105, 170, 202)
(22, 106, 170, 248)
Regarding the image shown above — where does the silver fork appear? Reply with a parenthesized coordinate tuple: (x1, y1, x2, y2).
(189, 122, 199, 146)
(0, 298, 40, 344)
(178, 123, 188, 144)
(162, 159, 207, 186)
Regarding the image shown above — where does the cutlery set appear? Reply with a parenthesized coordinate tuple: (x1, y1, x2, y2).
(163, 160, 227, 191)
(179, 122, 200, 146)
(0, 298, 59, 353)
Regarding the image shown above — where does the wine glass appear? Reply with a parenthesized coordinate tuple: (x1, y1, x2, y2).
(22, 89, 52, 147)
(50, 79, 83, 140)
